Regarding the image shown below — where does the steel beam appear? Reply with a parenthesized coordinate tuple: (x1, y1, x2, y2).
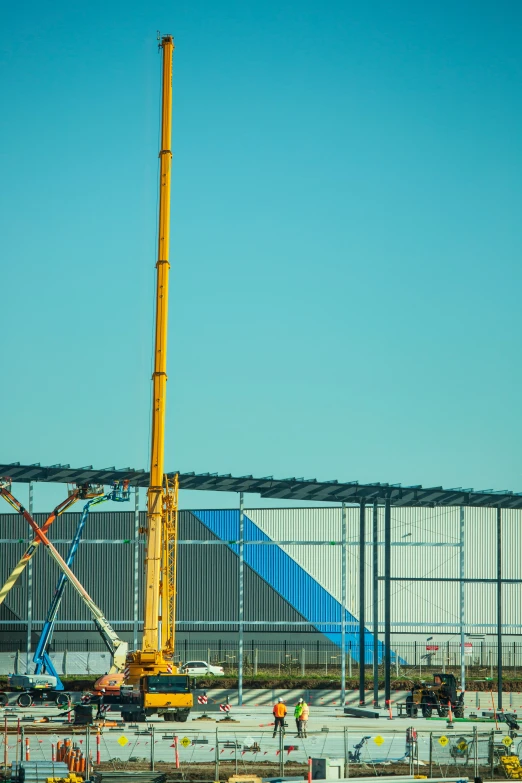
(26, 482, 34, 673)
(497, 507, 503, 708)
(384, 499, 391, 704)
(238, 492, 244, 706)
(341, 503, 347, 706)
(359, 501, 366, 704)
(460, 506, 465, 690)
(373, 501, 380, 707)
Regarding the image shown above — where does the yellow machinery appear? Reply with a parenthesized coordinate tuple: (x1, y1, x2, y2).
(500, 756, 522, 779)
(121, 34, 192, 722)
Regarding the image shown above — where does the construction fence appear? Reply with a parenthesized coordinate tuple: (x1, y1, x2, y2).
(2, 639, 522, 674)
(2, 725, 521, 781)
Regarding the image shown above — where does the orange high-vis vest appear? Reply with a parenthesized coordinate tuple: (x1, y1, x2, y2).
(273, 702, 287, 718)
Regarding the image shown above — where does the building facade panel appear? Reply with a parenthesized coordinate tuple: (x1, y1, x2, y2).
(0, 505, 520, 647)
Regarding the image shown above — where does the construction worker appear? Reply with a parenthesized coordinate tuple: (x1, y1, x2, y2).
(299, 698, 310, 738)
(272, 698, 287, 738)
(294, 699, 303, 735)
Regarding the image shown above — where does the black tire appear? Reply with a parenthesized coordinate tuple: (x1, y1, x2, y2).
(177, 710, 189, 723)
(0, 693, 8, 707)
(454, 706, 464, 718)
(163, 713, 175, 721)
(136, 711, 147, 723)
(18, 692, 33, 708)
(421, 698, 433, 718)
(406, 694, 417, 718)
(121, 711, 132, 722)
(56, 693, 70, 707)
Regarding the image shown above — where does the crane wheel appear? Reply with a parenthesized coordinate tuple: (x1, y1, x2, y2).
(0, 693, 8, 706)
(56, 693, 71, 707)
(18, 693, 33, 708)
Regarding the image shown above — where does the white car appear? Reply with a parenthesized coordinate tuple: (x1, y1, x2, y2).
(181, 660, 224, 676)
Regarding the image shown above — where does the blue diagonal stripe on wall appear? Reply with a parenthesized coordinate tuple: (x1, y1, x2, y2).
(192, 510, 393, 664)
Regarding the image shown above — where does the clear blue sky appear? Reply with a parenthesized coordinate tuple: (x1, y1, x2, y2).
(1, 0, 521, 511)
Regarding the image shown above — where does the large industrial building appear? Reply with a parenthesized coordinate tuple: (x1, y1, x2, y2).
(1, 504, 520, 666)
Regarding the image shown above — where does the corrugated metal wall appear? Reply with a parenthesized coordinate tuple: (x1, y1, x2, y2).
(247, 506, 522, 633)
(0, 506, 520, 637)
(0, 511, 141, 630)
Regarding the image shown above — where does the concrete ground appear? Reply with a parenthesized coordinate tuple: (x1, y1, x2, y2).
(1, 701, 517, 768)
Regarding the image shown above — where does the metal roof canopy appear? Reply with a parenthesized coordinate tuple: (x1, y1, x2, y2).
(1, 462, 522, 508)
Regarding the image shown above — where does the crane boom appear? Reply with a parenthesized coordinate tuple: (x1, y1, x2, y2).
(124, 34, 180, 685)
(143, 33, 174, 655)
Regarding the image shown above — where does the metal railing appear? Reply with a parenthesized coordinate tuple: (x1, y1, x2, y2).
(2, 724, 517, 781)
(1, 638, 520, 676)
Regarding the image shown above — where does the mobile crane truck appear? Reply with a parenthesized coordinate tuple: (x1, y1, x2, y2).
(97, 35, 193, 723)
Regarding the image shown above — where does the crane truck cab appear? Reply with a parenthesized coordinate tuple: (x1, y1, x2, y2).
(118, 673, 193, 723)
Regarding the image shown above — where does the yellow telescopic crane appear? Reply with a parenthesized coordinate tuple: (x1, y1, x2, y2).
(125, 35, 182, 686)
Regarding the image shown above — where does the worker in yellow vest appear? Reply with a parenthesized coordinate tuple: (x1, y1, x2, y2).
(272, 698, 287, 738)
(299, 698, 310, 737)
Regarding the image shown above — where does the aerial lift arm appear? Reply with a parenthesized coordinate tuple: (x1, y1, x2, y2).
(0, 484, 129, 672)
(0, 482, 79, 608)
(33, 482, 131, 684)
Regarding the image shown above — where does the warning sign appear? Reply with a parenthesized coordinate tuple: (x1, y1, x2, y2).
(438, 736, 449, 747)
(117, 736, 128, 747)
(502, 737, 513, 748)
(180, 737, 191, 748)
(373, 736, 385, 746)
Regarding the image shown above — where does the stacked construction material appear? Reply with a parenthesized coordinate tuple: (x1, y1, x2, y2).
(56, 739, 86, 774)
(11, 761, 70, 782)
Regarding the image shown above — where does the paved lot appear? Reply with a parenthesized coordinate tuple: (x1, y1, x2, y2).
(1, 702, 516, 767)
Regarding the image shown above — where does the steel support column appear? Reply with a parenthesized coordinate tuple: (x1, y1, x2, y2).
(26, 482, 34, 673)
(384, 498, 391, 704)
(341, 503, 347, 705)
(460, 506, 465, 690)
(359, 500, 366, 705)
(238, 492, 244, 706)
(373, 501, 380, 707)
(497, 507, 503, 708)
(133, 488, 140, 650)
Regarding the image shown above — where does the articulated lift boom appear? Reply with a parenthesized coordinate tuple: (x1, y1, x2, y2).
(0, 483, 128, 671)
(33, 482, 131, 684)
